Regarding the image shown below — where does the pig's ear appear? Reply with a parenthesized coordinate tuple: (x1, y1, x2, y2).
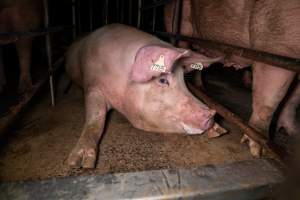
(179, 51, 224, 73)
(130, 45, 190, 82)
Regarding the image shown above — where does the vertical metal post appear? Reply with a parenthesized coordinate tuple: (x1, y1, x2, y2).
(137, 0, 142, 28)
(72, 0, 77, 39)
(103, 0, 109, 25)
(120, 0, 124, 23)
(128, 0, 132, 25)
(77, 0, 81, 34)
(152, 0, 156, 31)
(171, 0, 182, 46)
(43, 0, 55, 106)
(89, 0, 93, 31)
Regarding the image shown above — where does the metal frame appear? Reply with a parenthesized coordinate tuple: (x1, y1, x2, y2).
(136, 0, 300, 164)
(0, 0, 77, 136)
(0, 159, 285, 200)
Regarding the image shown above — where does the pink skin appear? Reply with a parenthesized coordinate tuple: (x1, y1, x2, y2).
(0, 0, 42, 94)
(66, 24, 220, 168)
(165, 0, 300, 156)
(276, 78, 300, 136)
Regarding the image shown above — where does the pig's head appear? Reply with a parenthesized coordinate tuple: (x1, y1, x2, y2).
(124, 44, 221, 135)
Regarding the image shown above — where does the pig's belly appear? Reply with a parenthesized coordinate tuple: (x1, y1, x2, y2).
(250, 0, 300, 59)
(191, 0, 253, 49)
(191, 0, 300, 59)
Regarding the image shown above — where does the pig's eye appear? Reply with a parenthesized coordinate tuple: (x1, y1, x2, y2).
(158, 77, 169, 86)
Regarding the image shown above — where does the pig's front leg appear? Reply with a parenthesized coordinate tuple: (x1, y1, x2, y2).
(68, 89, 108, 169)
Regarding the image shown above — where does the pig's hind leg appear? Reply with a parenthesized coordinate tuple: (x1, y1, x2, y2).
(241, 62, 296, 157)
(68, 89, 108, 169)
(277, 80, 300, 135)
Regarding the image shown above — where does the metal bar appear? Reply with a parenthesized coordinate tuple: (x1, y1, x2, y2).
(77, 0, 81, 34)
(141, 0, 171, 10)
(128, 0, 132, 25)
(120, 0, 124, 23)
(72, 0, 77, 39)
(103, 0, 109, 25)
(137, 0, 142, 28)
(43, 0, 55, 106)
(171, 0, 182, 46)
(0, 159, 285, 200)
(187, 83, 287, 164)
(89, 0, 93, 31)
(0, 56, 64, 139)
(0, 26, 74, 45)
(153, 31, 300, 72)
(152, 0, 157, 31)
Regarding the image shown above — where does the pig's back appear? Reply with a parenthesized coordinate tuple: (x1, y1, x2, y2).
(66, 24, 168, 87)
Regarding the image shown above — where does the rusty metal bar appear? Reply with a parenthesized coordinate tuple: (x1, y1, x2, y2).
(171, 0, 182, 46)
(153, 31, 300, 72)
(187, 83, 286, 164)
(141, 0, 171, 10)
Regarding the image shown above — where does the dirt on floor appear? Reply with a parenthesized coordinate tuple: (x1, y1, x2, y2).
(0, 69, 256, 182)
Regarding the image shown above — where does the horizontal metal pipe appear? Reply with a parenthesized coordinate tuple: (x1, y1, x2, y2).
(153, 31, 300, 72)
(187, 83, 286, 164)
(141, 0, 171, 10)
(0, 26, 74, 45)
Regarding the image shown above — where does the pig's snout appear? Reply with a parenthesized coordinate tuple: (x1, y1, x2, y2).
(181, 108, 216, 135)
(199, 109, 216, 130)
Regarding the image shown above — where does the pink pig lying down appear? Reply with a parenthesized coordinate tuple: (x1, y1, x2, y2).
(65, 24, 225, 169)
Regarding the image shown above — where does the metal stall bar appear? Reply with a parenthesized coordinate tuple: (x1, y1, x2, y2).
(188, 83, 287, 165)
(72, 0, 77, 39)
(141, 0, 171, 10)
(0, 159, 285, 200)
(128, 0, 133, 25)
(138, 0, 171, 29)
(0, 26, 74, 45)
(137, 0, 142, 28)
(152, 31, 300, 72)
(43, 0, 55, 106)
(103, 0, 109, 25)
(170, 0, 182, 46)
(89, 0, 93, 31)
(152, 0, 157, 31)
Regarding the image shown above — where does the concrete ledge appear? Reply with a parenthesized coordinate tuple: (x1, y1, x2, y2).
(0, 159, 285, 200)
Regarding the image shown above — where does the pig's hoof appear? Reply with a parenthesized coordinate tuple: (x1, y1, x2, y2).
(241, 134, 262, 158)
(276, 120, 299, 136)
(67, 144, 97, 169)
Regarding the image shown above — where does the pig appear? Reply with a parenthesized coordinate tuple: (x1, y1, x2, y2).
(165, 0, 300, 157)
(0, 0, 42, 94)
(65, 24, 224, 169)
